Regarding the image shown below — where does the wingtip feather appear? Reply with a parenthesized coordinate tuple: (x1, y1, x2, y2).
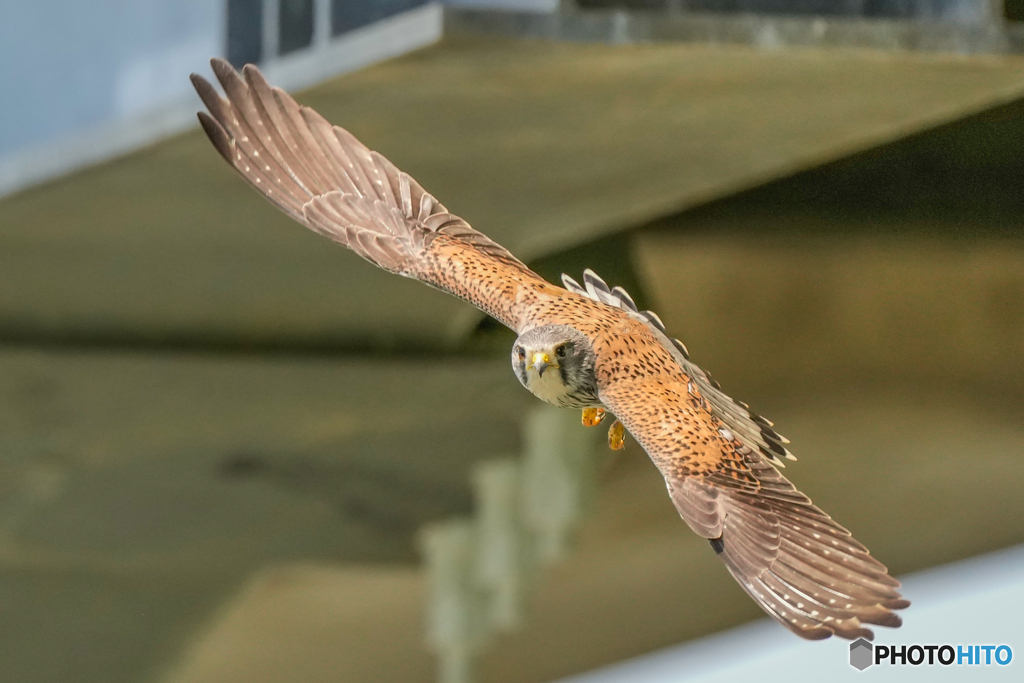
(196, 111, 234, 164)
(210, 56, 241, 89)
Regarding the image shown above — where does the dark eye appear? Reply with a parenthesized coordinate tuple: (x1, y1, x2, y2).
(555, 345, 567, 359)
(517, 347, 526, 359)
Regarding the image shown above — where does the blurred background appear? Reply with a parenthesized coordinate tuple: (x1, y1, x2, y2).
(2, 1, 1024, 682)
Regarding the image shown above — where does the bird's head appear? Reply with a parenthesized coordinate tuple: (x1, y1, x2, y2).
(511, 324, 599, 408)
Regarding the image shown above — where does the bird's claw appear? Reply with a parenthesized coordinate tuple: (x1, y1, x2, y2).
(608, 419, 625, 450)
(581, 407, 606, 427)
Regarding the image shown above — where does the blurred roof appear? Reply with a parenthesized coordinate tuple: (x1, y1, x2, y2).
(3, 36, 1024, 351)
(153, 384, 1024, 683)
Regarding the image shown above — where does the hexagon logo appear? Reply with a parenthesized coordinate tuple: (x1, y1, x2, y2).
(850, 638, 874, 671)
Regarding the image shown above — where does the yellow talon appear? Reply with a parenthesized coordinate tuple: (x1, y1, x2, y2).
(582, 407, 606, 427)
(608, 419, 625, 450)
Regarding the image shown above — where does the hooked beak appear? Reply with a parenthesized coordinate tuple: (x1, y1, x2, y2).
(531, 352, 553, 377)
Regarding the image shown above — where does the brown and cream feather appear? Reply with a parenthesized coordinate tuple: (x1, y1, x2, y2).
(192, 59, 907, 641)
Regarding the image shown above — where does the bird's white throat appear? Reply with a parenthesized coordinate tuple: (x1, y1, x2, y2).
(525, 366, 573, 406)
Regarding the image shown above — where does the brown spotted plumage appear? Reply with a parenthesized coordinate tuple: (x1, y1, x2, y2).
(191, 59, 908, 641)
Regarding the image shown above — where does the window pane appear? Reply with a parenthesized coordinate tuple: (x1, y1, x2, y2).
(332, 0, 427, 36)
(227, 0, 263, 67)
(280, 0, 314, 55)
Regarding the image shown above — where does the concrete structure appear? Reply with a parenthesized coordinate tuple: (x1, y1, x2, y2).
(2, 5, 1024, 683)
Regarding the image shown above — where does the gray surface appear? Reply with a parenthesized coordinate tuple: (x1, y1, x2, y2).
(4, 37, 1024, 352)
(0, 569, 229, 683)
(448, 5, 1024, 53)
(0, 350, 528, 566)
(553, 545, 1024, 682)
(634, 94, 1024, 395)
(0, 348, 529, 683)
(156, 382, 1024, 683)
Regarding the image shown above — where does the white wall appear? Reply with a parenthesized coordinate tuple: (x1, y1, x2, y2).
(0, 0, 223, 160)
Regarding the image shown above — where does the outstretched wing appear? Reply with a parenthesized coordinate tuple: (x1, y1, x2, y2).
(570, 271, 908, 640)
(599, 374, 908, 640)
(191, 58, 555, 332)
(562, 269, 794, 467)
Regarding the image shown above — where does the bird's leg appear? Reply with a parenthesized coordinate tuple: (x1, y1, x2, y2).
(581, 407, 606, 427)
(607, 419, 625, 450)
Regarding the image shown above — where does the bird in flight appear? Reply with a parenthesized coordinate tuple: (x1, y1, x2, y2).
(191, 59, 908, 640)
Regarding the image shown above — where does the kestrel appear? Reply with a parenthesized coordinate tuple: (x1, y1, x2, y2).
(191, 59, 908, 640)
